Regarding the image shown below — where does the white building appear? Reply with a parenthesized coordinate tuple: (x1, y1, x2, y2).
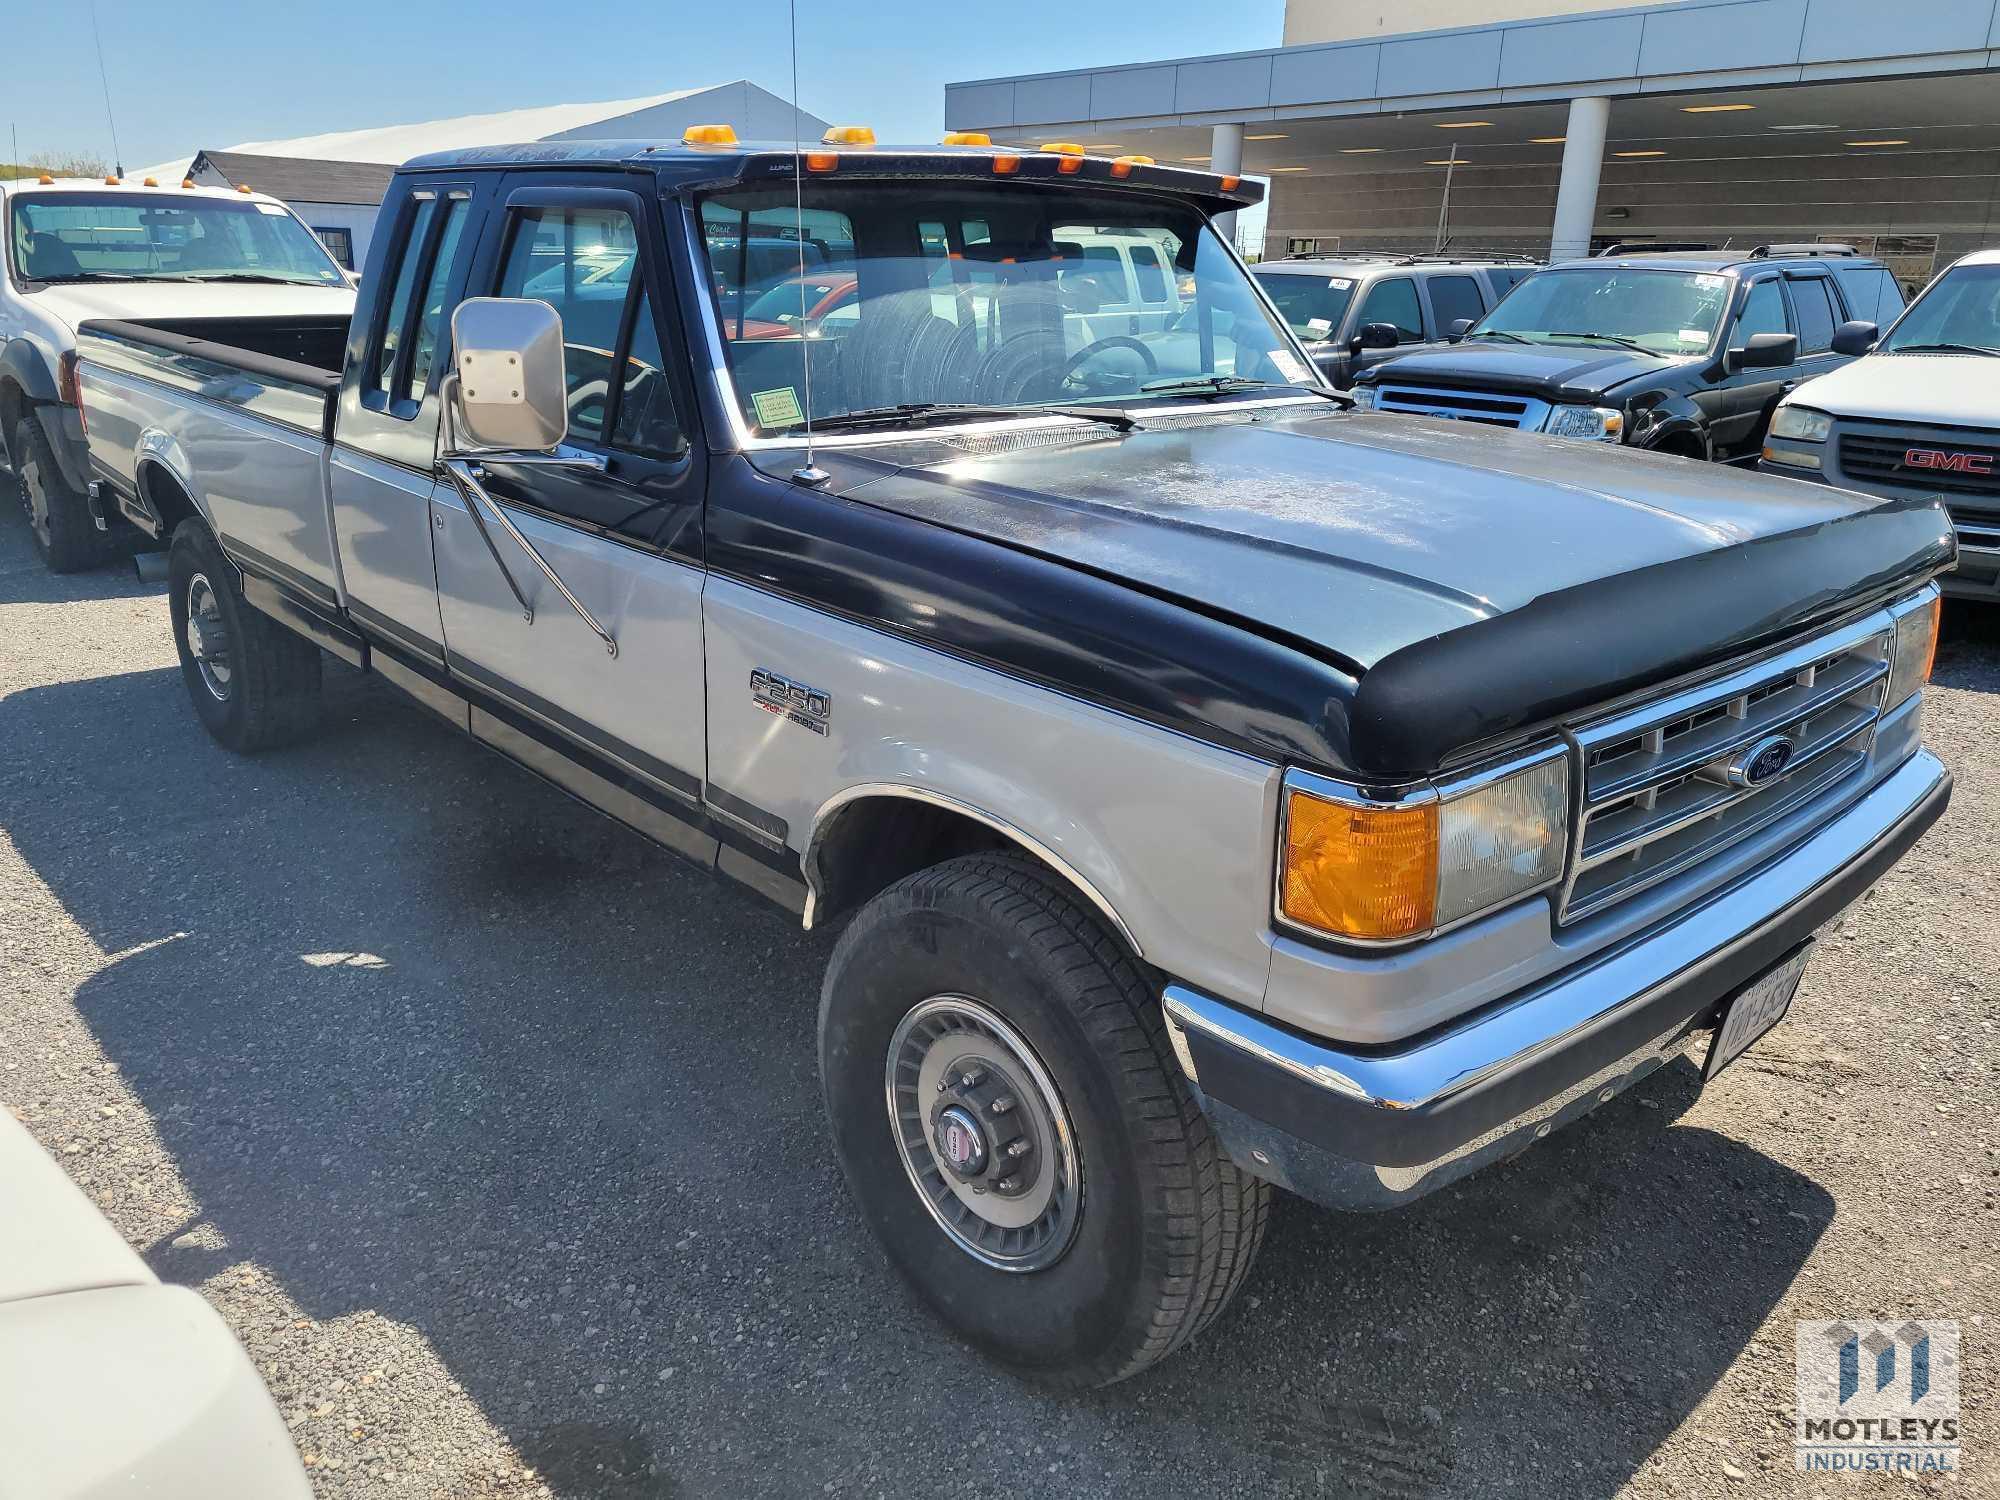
(141, 81, 829, 274)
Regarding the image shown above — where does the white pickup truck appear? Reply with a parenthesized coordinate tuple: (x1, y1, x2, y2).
(1, 174, 352, 571)
(1762, 247, 2000, 598)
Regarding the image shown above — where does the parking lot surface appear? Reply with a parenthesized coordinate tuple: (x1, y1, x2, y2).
(2, 500, 1995, 1499)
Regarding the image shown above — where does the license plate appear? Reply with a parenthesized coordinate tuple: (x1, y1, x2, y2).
(1703, 946, 1812, 1081)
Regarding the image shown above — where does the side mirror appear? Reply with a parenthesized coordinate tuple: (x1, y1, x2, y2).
(1348, 322, 1400, 356)
(1831, 320, 1879, 357)
(1725, 331, 1798, 374)
(1447, 318, 1476, 340)
(446, 296, 568, 453)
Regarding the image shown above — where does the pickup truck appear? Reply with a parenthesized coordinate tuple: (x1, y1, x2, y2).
(1761, 247, 2000, 600)
(76, 130, 1955, 1388)
(1351, 246, 1904, 462)
(1, 173, 353, 571)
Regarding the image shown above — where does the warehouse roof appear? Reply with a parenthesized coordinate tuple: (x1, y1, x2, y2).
(190, 151, 395, 206)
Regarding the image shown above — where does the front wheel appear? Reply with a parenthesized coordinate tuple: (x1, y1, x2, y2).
(12, 414, 106, 573)
(167, 519, 324, 752)
(819, 853, 1269, 1388)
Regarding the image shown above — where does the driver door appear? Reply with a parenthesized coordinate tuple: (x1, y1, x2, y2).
(430, 176, 709, 802)
(1709, 275, 1799, 461)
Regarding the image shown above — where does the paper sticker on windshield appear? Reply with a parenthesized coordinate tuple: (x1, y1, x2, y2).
(1268, 350, 1311, 383)
(1327, 278, 1353, 290)
(254, 202, 289, 216)
(752, 387, 805, 429)
(1305, 317, 1334, 336)
(1694, 274, 1726, 290)
(1678, 328, 1708, 343)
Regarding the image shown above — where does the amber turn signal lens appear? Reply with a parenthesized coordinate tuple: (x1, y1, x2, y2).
(1280, 790, 1438, 941)
(991, 153, 1021, 175)
(805, 151, 840, 172)
(1915, 597, 1940, 686)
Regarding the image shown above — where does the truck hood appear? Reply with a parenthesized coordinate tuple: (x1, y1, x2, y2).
(1789, 352, 2000, 427)
(826, 405, 1951, 774)
(27, 281, 354, 333)
(1363, 340, 1689, 400)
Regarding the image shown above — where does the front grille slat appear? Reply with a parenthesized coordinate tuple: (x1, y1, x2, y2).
(1836, 425, 2000, 502)
(1560, 617, 1892, 924)
(1374, 384, 1546, 431)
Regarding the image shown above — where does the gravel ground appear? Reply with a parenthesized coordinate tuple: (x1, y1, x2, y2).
(1, 497, 1995, 1499)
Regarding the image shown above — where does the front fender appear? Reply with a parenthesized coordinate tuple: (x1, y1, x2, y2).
(1626, 391, 1709, 458)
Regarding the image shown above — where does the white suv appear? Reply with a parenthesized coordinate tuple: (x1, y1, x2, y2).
(1761, 248, 2000, 600)
(1, 175, 353, 571)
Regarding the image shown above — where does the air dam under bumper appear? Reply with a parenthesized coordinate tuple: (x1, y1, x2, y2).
(1164, 748, 1951, 1211)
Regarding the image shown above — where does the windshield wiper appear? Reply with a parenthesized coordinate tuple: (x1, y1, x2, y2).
(39, 271, 145, 282)
(166, 272, 338, 286)
(1891, 341, 2000, 358)
(1545, 331, 1652, 353)
(1140, 375, 1283, 398)
(781, 402, 1137, 435)
(1472, 329, 1531, 344)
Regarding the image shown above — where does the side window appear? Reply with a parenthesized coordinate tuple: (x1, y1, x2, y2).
(1789, 276, 1837, 353)
(405, 198, 468, 401)
(1427, 274, 1485, 330)
(372, 195, 438, 398)
(1077, 243, 1132, 305)
(1488, 268, 1532, 296)
(497, 206, 641, 444)
(1734, 278, 1789, 343)
(498, 205, 683, 458)
(1834, 265, 1901, 325)
(1358, 277, 1424, 341)
(1129, 243, 1168, 304)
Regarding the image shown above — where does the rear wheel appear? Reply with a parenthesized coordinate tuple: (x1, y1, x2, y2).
(820, 853, 1269, 1388)
(12, 414, 106, 573)
(167, 519, 323, 752)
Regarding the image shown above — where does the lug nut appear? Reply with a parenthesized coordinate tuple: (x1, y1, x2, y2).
(995, 1175, 1020, 1192)
(1006, 1139, 1031, 1158)
(991, 1096, 1016, 1115)
(959, 1068, 985, 1088)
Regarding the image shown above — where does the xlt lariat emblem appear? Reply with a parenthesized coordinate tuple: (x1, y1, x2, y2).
(750, 668, 831, 736)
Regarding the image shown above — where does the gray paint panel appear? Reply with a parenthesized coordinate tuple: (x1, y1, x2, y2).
(1175, 55, 1277, 114)
(1497, 14, 1645, 87)
(1800, 0, 1996, 62)
(1090, 66, 1178, 121)
(328, 447, 448, 653)
(1375, 28, 1506, 98)
(946, 81, 1016, 129)
(1637, 0, 1808, 74)
(1270, 44, 1381, 107)
(700, 577, 1281, 1013)
(1014, 74, 1095, 127)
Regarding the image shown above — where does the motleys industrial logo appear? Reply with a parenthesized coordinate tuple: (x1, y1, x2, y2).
(1796, 1320, 1961, 1474)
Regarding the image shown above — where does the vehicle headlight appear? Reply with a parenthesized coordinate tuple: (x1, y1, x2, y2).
(1886, 588, 1941, 710)
(1278, 753, 1570, 943)
(1350, 385, 1377, 410)
(1769, 404, 1833, 443)
(1543, 405, 1624, 442)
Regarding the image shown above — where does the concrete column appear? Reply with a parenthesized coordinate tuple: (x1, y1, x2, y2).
(1549, 95, 1611, 262)
(1210, 122, 1245, 248)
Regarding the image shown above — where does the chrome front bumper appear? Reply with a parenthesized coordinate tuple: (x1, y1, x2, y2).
(1164, 748, 1951, 1210)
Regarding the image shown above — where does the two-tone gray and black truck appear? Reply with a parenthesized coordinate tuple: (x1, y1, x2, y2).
(75, 129, 1954, 1387)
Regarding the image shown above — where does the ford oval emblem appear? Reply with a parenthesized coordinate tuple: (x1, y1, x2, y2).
(1729, 733, 1796, 788)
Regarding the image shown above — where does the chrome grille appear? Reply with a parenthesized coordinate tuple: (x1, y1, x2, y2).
(1561, 617, 1892, 923)
(1373, 383, 1548, 431)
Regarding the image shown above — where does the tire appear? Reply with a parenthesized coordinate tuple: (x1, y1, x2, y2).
(167, 518, 323, 752)
(13, 413, 107, 573)
(820, 852, 1270, 1388)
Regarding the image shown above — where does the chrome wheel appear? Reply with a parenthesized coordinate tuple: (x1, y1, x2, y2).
(886, 995, 1082, 1272)
(184, 572, 233, 701)
(18, 450, 50, 547)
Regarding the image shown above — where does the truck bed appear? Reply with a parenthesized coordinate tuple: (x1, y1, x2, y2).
(77, 315, 351, 603)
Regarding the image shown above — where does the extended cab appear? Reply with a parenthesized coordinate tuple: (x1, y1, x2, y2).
(1761, 248, 2000, 600)
(1351, 246, 1903, 461)
(1, 174, 353, 571)
(77, 134, 1953, 1388)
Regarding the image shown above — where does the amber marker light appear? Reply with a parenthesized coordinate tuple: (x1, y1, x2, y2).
(991, 153, 1021, 175)
(822, 125, 876, 146)
(942, 131, 991, 146)
(681, 124, 738, 145)
(805, 151, 840, 172)
(1110, 155, 1156, 177)
(1280, 790, 1438, 942)
(1219, 174, 1241, 190)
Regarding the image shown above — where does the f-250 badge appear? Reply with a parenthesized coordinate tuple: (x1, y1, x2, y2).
(750, 668, 831, 736)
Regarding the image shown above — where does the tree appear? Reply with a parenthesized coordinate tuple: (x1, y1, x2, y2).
(26, 149, 112, 179)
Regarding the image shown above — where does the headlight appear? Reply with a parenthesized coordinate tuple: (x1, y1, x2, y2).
(1769, 404, 1833, 443)
(1278, 753, 1570, 943)
(1886, 588, 1941, 710)
(1350, 385, 1377, 410)
(1543, 405, 1624, 442)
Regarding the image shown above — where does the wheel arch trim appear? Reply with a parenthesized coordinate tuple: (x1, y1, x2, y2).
(134, 427, 209, 525)
(803, 781, 1144, 958)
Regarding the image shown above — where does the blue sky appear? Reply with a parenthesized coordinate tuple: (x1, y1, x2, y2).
(11, 0, 1285, 170)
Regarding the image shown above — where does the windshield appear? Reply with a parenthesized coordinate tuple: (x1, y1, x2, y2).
(1253, 269, 1358, 342)
(1472, 267, 1732, 355)
(1881, 263, 2000, 354)
(697, 182, 1317, 434)
(8, 192, 346, 285)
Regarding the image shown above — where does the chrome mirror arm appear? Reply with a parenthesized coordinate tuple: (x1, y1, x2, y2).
(438, 456, 619, 658)
(437, 457, 535, 625)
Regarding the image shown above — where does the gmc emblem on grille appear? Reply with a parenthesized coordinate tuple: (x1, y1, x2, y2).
(1903, 447, 1995, 476)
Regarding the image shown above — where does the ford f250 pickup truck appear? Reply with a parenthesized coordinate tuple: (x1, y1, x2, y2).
(76, 129, 1955, 1388)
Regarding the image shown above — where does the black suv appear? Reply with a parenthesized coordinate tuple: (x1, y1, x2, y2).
(1351, 246, 1905, 462)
